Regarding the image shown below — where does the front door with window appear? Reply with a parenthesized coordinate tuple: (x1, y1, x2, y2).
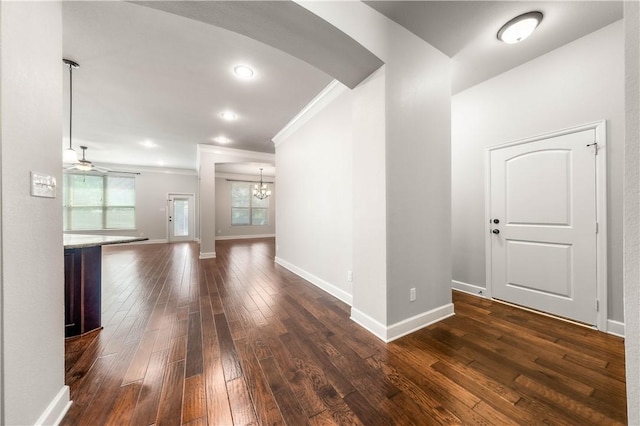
(168, 194, 194, 242)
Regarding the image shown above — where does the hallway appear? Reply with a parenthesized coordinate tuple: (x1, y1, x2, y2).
(62, 239, 626, 425)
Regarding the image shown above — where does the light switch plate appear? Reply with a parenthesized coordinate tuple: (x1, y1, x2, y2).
(30, 171, 56, 198)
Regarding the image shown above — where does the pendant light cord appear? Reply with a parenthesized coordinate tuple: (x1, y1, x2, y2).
(69, 63, 73, 150)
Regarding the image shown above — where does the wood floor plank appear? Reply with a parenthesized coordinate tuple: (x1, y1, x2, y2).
(63, 240, 627, 425)
(185, 312, 204, 378)
(226, 377, 258, 425)
(122, 329, 159, 384)
(235, 337, 285, 426)
(182, 374, 206, 424)
(130, 349, 170, 426)
(103, 381, 142, 425)
(156, 360, 186, 426)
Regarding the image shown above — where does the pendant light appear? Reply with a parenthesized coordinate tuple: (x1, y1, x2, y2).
(253, 168, 271, 200)
(63, 59, 80, 163)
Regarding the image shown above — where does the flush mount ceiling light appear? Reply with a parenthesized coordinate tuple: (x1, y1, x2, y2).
(497, 11, 543, 44)
(63, 59, 80, 163)
(141, 140, 158, 148)
(213, 136, 231, 144)
(220, 111, 238, 121)
(233, 65, 254, 79)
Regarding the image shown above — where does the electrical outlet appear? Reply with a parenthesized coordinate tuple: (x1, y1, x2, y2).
(410, 287, 416, 302)
(347, 270, 353, 282)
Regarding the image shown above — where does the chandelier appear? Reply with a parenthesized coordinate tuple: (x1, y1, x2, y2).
(253, 168, 271, 200)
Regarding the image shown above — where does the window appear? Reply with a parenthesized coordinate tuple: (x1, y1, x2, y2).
(63, 173, 136, 230)
(231, 182, 269, 226)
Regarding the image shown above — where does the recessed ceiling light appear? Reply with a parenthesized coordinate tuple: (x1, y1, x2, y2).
(141, 140, 158, 148)
(233, 65, 254, 79)
(213, 136, 231, 144)
(220, 111, 237, 121)
(497, 11, 543, 44)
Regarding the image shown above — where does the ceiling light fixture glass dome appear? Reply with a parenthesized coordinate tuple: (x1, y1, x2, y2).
(220, 111, 237, 120)
(497, 11, 543, 44)
(233, 65, 254, 79)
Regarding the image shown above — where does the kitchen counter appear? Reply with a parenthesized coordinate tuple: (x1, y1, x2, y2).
(64, 233, 148, 249)
(64, 234, 148, 338)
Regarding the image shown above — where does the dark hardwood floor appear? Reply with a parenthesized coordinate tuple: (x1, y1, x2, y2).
(62, 239, 627, 425)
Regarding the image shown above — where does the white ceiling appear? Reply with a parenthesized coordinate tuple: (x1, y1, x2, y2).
(62, 1, 624, 171)
(366, 1, 623, 93)
(62, 1, 333, 170)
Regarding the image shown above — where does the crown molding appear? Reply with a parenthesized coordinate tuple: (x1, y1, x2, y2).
(272, 79, 348, 147)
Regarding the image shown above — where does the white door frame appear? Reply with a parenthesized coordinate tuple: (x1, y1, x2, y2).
(167, 192, 196, 242)
(485, 120, 608, 331)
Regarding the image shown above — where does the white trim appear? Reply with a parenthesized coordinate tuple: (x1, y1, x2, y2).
(199, 252, 216, 259)
(452, 280, 487, 297)
(594, 121, 608, 332)
(216, 234, 275, 241)
(386, 304, 455, 342)
(274, 257, 353, 305)
(35, 386, 71, 426)
(607, 319, 625, 338)
(351, 304, 455, 343)
(215, 172, 274, 181)
(196, 145, 275, 172)
(350, 308, 387, 342)
(272, 80, 348, 146)
(485, 120, 608, 330)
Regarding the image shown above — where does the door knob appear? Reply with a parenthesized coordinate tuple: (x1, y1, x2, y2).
(492, 229, 500, 234)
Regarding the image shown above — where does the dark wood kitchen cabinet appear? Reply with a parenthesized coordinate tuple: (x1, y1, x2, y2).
(64, 246, 102, 338)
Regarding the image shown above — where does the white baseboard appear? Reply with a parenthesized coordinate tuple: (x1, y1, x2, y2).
(199, 251, 216, 259)
(387, 303, 455, 342)
(274, 257, 352, 305)
(216, 233, 275, 241)
(35, 385, 71, 426)
(351, 303, 455, 343)
(452, 280, 487, 297)
(452, 283, 626, 338)
(607, 319, 625, 337)
(350, 308, 387, 341)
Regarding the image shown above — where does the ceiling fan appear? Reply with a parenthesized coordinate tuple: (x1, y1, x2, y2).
(65, 145, 109, 173)
(64, 145, 140, 175)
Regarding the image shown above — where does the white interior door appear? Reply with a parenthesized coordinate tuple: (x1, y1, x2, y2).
(489, 128, 599, 325)
(168, 194, 194, 242)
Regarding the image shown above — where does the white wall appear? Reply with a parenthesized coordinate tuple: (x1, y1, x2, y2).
(275, 84, 354, 303)
(352, 68, 388, 326)
(624, 1, 640, 422)
(296, 1, 453, 338)
(452, 21, 625, 322)
(384, 18, 452, 325)
(215, 175, 275, 239)
(65, 169, 199, 242)
(0, 2, 69, 424)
